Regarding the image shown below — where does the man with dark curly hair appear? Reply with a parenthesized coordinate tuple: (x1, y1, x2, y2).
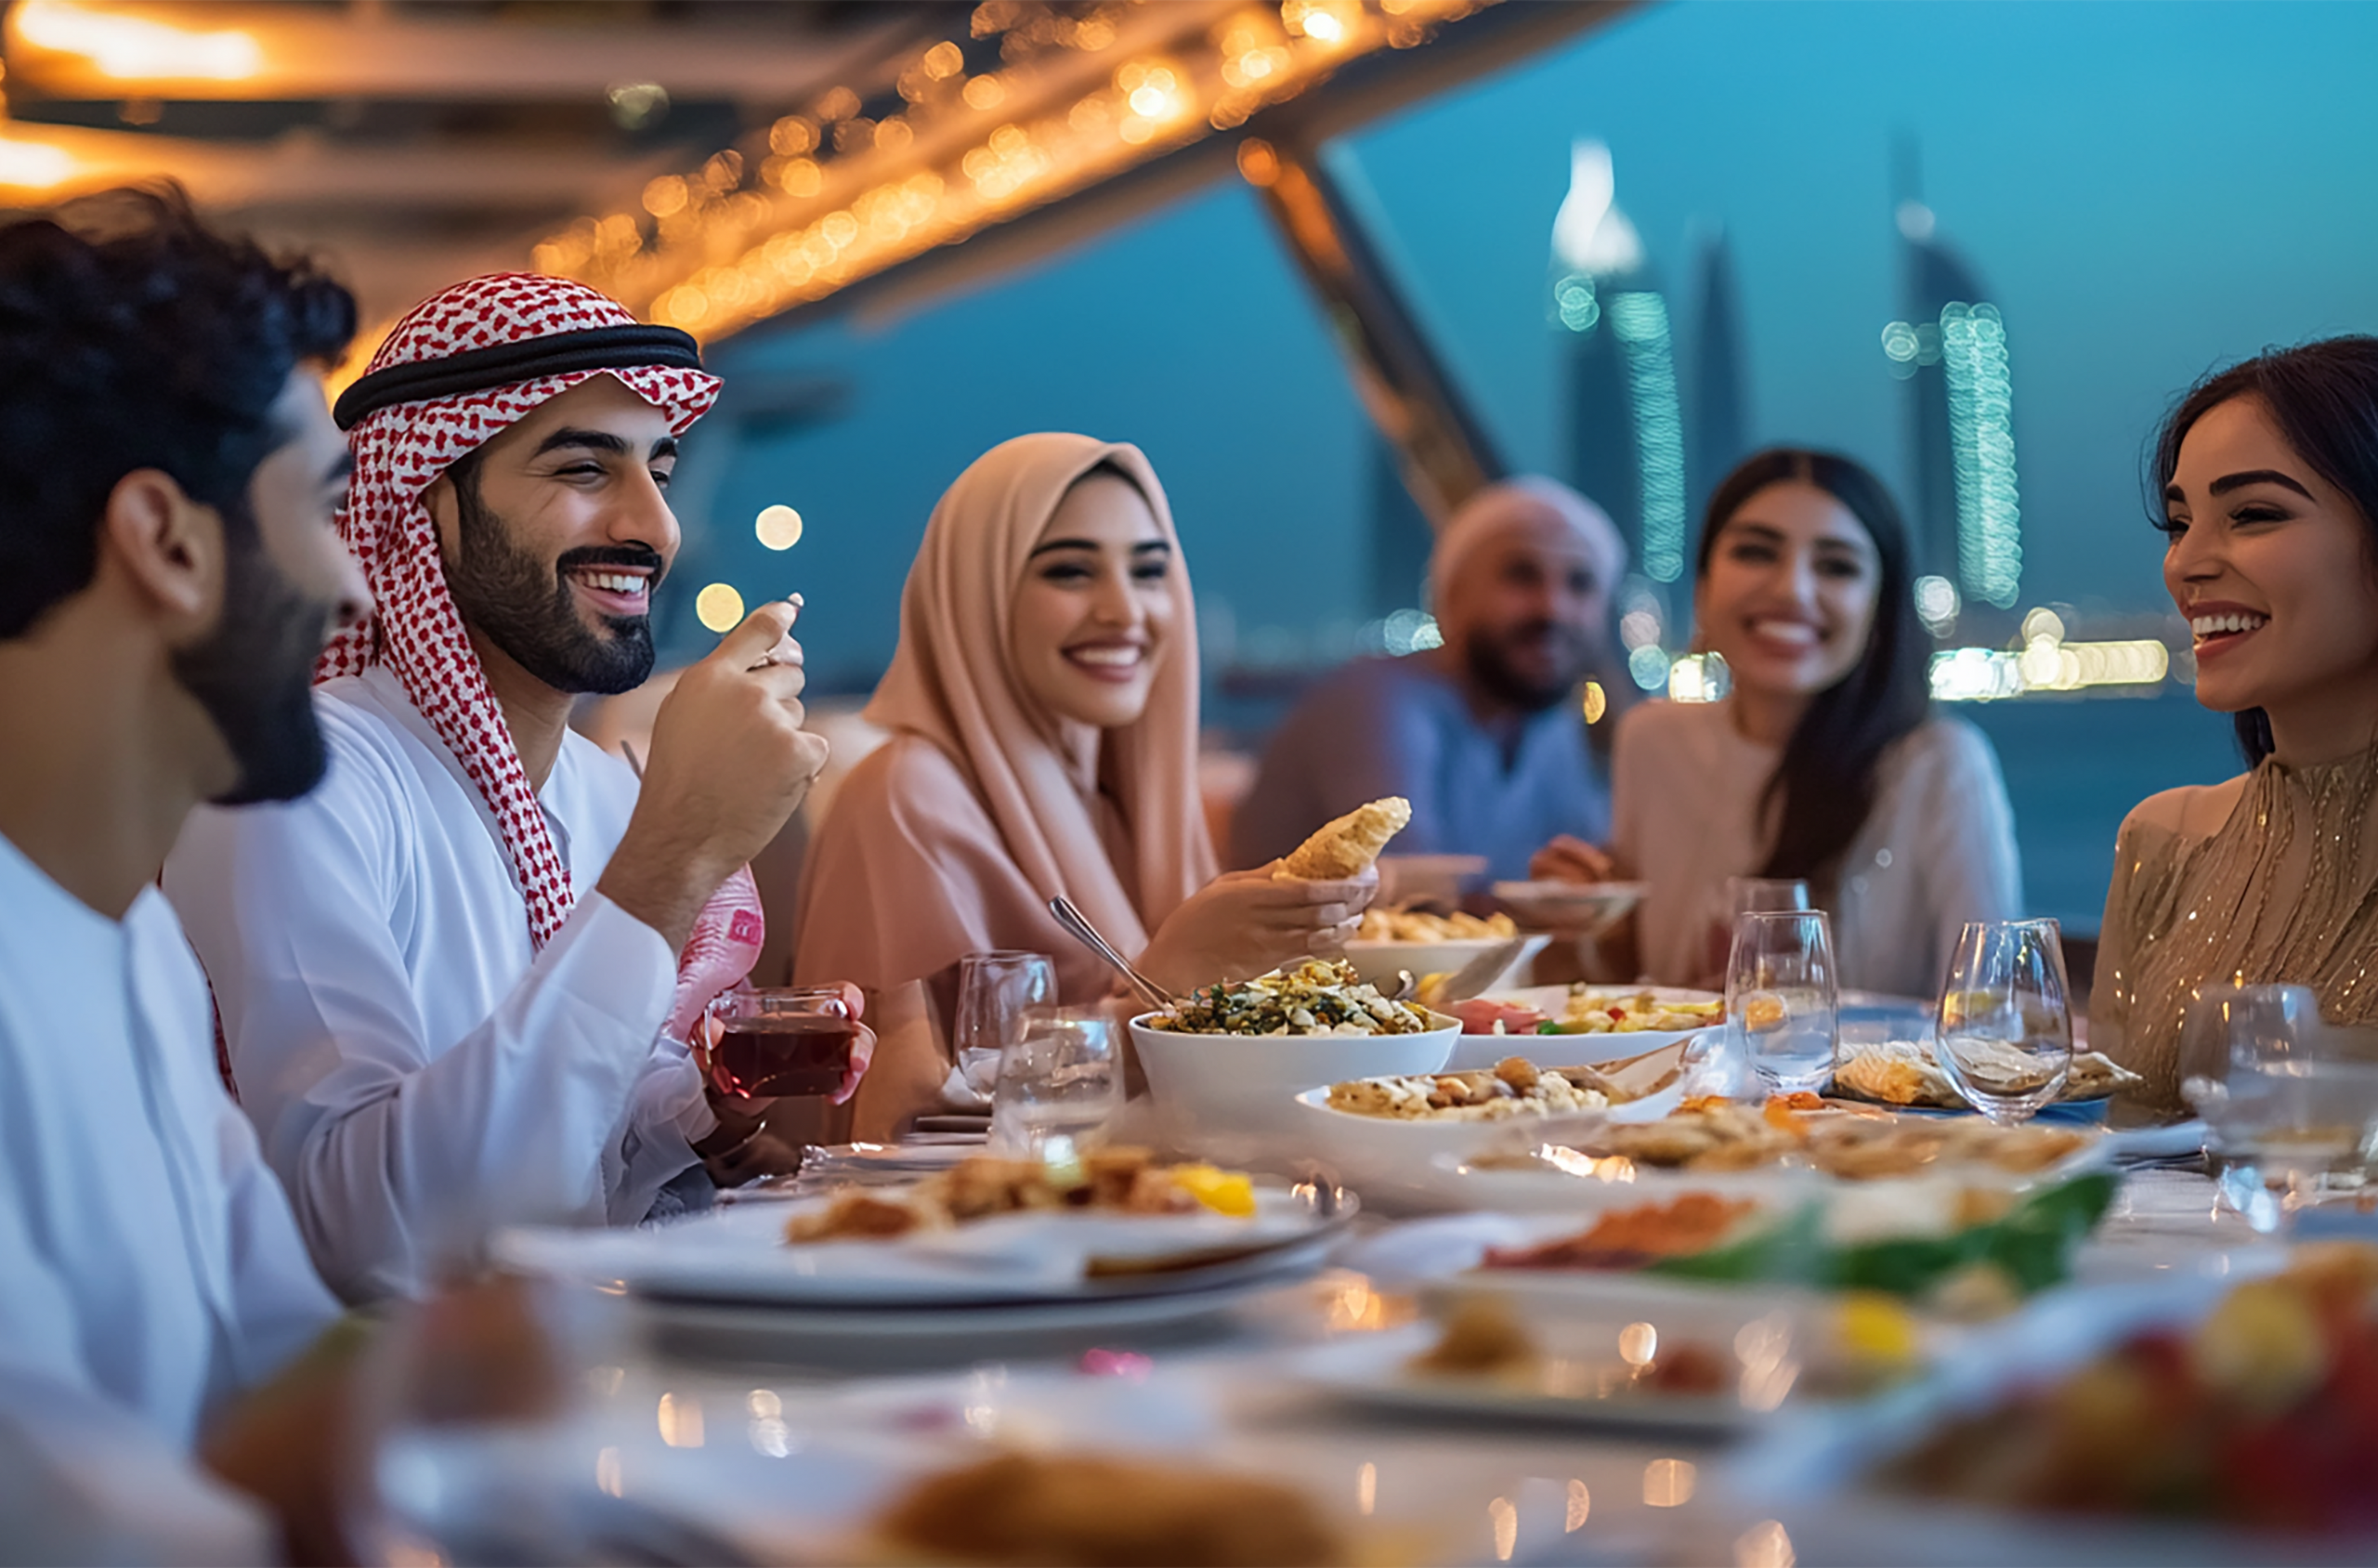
(0, 184, 365, 1562)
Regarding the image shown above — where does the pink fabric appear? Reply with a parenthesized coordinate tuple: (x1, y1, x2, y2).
(793, 434, 1216, 999)
(319, 272, 720, 947)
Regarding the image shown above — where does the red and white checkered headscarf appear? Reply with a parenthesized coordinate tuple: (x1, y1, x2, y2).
(319, 272, 721, 947)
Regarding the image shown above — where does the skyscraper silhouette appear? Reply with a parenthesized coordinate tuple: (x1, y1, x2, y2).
(1552, 141, 1687, 586)
(1686, 228, 1750, 529)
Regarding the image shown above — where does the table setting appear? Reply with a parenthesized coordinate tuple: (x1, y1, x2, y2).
(400, 873, 2378, 1567)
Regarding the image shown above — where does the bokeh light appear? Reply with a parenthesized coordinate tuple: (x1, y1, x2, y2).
(695, 582, 745, 632)
(755, 503, 804, 550)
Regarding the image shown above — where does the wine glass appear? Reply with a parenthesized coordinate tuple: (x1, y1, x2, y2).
(1725, 910, 1838, 1094)
(1933, 919, 2072, 1125)
(988, 1004, 1123, 1163)
(952, 950, 1055, 1102)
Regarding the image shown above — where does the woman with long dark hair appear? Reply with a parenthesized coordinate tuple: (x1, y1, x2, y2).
(1535, 448, 2021, 994)
(2096, 337, 2378, 1112)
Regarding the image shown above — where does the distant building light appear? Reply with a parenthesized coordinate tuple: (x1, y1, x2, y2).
(1667, 650, 1731, 704)
(1627, 644, 1672, 692)
(1609, 291, 1688, 584)
(1581, 679, 1608, 725)
(1929, 639, 2169, 701)
(754, 503, 804, 550)
(1940, 302, 2023, 609)
(1618, 607, 1663, 651)
(1382, 608, 1439, 656)
(1914, 575, 1961, 638)
(1554, 274, 1600, 333)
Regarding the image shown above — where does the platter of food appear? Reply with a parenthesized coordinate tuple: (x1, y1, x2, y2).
(1341, 904, 1550, 997)
(1834, 1038, 2144, 1119)
(1723, 1247, 2378, 1563)
(1129, 959, 1458, 1135)
(1444, 984, 1723, 1069)
(1281, 1046, 1691, 1203)
(495, 1148, 1353, 1308)
(1297, 1281, 1929, 1436)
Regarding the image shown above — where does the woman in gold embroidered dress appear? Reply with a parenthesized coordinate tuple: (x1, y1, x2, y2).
(2096, 337, 2378, 1114)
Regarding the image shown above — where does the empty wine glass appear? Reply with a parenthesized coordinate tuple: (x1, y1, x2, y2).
(1726, 909, 1838, 1094)
(952, 950, 1055, 1102)
(1934, 919, 2073, 1125)
(989, 1005, 1122, 1162)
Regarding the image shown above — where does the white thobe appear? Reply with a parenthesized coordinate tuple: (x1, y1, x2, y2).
(0, 829, 338, 1565)
(165, 666, 705, 1304)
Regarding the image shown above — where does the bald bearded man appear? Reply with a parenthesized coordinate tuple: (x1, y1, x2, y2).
(1232, 477, 1625, 881)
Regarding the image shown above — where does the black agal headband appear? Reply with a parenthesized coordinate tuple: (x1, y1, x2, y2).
(332, 324, 705, 432)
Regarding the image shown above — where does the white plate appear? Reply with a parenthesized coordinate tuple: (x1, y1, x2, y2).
(635, 1258, 1323, 1348)
(1129, 1009, 1458, 1137)
(1340, 934, 1550, 995)
(495, 1182, 1351, 1307)
(1447, 984, 1722, 1069)
(1491, 880, 1647, 932)
(1296, 1287, 1822, 1436)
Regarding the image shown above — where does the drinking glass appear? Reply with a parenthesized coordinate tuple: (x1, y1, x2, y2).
(1933, 919, 2073, 1125)
(1726, 910, 1838, 1095)
(700, 986, 860, 1099)
(1727, 877, 1811, 916)
(988, 1005, 1123, 1162)
(2181, 984, 2378, 1229)
(952, 950, 1056, 1100)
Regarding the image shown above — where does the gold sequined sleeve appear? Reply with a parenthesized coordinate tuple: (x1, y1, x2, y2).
(2087, 812, 2146, 1080)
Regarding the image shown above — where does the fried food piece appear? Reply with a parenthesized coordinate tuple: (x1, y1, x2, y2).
(1409, 1296, 1538, 1375)
(878, 1451, 1344, 1567)
(1483, 1194, 1757, 1271)
(785, 1192, 928, 1242)
(1277, 796, 1411, 881)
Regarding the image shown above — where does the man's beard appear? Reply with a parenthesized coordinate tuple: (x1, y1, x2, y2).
(172, 503, 339, 805)
(443, 468, 660, 698)
(1464, 621, 1595, 712)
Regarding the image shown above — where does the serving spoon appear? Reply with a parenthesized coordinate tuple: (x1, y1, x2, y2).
(1046, 895, 1181, 1017)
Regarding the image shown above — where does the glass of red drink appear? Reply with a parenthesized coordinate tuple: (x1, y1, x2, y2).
(700, 987, 858, 1100)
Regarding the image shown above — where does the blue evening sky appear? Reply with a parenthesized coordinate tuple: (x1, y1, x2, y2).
(691, 0, 2378, 694)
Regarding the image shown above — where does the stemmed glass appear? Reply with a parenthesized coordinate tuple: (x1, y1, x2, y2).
(1727, 877, 1811, 916)
(951, 950, 1055, 1103)
(1934, 919, 2073, 1125)
(1726, 910, 1839, 1094)
(988, 1004, 1123, 1163)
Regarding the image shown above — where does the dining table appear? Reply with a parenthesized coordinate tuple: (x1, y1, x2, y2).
(377, 1119, 2315, 1567)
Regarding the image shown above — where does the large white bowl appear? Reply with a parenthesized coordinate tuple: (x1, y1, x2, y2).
(1128, 1010, 1458, 1138)
(1341, 934, 1551, 995)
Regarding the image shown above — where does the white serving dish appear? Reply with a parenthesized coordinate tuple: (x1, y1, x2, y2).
(495, 1179, 1347, 1308)
(1340, 934, 1550, 996)
(1374, 853, 1488, 905)
(1491, 880, 1647, 932)
(1128, 1009, 1459, 1138)
(1446, 984, 1721, 1070)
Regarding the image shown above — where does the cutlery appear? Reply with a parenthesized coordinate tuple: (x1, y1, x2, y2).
(1047, 895, 1180, 1016)
(1431, 936, 1533, 1005)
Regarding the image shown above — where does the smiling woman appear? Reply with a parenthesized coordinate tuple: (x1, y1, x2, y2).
(791, 433, 1379, 1139)
(2093, 337, 2378, 1113)
(1567, 448, 2022, 996)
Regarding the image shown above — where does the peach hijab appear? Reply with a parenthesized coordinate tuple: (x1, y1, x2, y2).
(795, 433, 1215, 1000)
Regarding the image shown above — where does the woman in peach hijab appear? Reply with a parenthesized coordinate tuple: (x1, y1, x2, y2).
(795, 434, 1376, 1138)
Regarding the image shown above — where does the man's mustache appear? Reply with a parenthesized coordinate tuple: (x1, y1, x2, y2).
(555, 544, 668, 583)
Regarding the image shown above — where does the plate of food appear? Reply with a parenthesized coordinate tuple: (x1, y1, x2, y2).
(1724, 1248, 2378, 1563)
(1444, 984, 1723, 1068)
(1834, 1038, 2145, 1120)
(1491, 879, 1648, 933)
(1129, 959, 1457, 1135)
(1459, 1171, 2118, 1318)
(1431, 1095, 2107, 1212)
(1298, 1281, 1928, 1436)
(495, 1148, 1354, 1308)
(1342, 904, 1550, 997)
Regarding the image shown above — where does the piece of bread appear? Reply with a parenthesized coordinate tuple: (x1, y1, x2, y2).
(1276, 796, 1411, 881)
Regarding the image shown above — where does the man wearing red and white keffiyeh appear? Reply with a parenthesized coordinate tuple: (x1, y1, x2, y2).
(165, 273, 858, 1302)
